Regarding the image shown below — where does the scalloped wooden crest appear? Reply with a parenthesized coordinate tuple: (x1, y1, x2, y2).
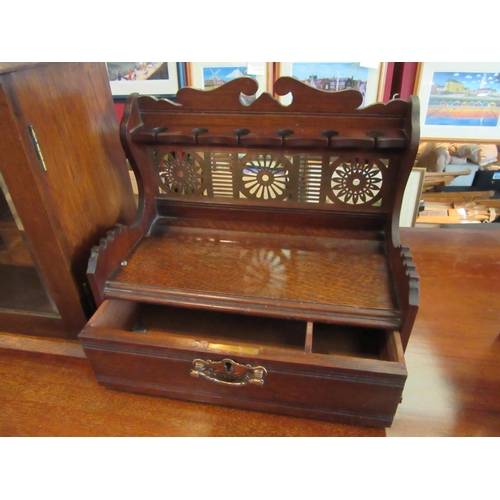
(137, 76, 411, 115)
(175, 77, 260, 111)
(274, 76, 364, 112)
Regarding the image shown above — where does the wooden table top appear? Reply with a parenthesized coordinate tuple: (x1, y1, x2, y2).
(0, 227, 499, 437)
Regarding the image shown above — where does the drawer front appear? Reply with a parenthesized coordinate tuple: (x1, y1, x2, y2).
(83, 347, 405, 427)
(80, 299, 407, 427)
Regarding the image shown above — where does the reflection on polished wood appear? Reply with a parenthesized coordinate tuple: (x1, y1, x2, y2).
(0, 227, 499, 436)
(388, 227, 500, 437)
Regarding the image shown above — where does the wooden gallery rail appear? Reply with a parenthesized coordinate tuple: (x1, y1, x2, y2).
(79, 77, 421, 428)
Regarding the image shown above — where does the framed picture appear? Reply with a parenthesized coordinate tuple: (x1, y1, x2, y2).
(186, 62, 271, 102)
(275, 62, 387, 106)
(414, 62, 500, 141)
(400, 168, 425, 227)
(106, 62, 187, 101)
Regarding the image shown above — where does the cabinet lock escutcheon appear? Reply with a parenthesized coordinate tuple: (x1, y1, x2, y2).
(190, 358, 267, 386)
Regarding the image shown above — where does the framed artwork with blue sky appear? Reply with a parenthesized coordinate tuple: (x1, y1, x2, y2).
(186, 62, 270, 101)
(415, 62, 500, 141)
(276, 62, 386, 106)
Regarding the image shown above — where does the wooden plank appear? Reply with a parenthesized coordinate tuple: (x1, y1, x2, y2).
(423, 190, 495, 202)
(0, 332, 85, 358)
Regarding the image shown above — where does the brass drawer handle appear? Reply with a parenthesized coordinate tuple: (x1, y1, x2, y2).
(190, 358, 267, 386)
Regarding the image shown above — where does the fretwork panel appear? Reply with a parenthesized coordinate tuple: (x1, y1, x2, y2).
(151, 148, 390, 209)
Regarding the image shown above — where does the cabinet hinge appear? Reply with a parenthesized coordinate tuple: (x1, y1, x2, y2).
(28, 124, 48, 171)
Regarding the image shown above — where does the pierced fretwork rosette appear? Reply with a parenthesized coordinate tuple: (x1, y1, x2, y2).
(327, 158, 386, 206)
(157, 151, 207, 196)
(237, 153, 293, 201)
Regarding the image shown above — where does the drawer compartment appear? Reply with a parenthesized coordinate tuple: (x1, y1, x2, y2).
(79, 299, 407, 427)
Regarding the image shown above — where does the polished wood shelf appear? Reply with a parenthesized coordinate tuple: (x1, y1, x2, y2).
(105, 223, 399, 328)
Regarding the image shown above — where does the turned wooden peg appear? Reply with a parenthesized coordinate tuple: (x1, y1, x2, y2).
(320, 130, 339, 147)
(233, 128, 250, 145)
(192, 127, 208, 144)
(276, 129, 294, 146)
(152, 127, 168, 143)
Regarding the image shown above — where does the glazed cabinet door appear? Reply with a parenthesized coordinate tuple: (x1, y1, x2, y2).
(0, 170, 65, 334)
(0, 63, 136, 338)
(0, 78, 86, 337)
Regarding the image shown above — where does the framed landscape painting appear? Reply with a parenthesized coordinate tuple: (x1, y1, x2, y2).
(186, 62, 271, 102)
(106, 62, 186, 101)
(415, 62, 500, 141)
(275, 62, 386, 106)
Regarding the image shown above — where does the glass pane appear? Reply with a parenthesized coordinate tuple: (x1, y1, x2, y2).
(0, 172, 59, 314)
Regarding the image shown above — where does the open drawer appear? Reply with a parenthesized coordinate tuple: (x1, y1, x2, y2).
(79, 299, 408, 427)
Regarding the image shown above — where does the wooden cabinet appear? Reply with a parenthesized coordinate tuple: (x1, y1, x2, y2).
(80, 77, 420, 426)
(0, 62, 137, 338)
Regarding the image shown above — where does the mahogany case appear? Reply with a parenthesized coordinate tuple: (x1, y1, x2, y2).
(79, 77, 420, 427)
